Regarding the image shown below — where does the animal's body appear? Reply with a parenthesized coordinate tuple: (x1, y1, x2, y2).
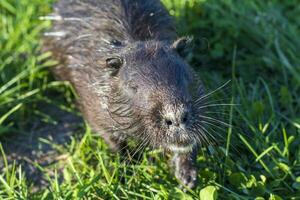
(44, 0, 206, 188)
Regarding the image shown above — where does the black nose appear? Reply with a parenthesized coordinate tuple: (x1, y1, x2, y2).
(164, 111, 189, 127)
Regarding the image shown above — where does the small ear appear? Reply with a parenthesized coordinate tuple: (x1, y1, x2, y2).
(105, 57, 123, 69)
(172, 37, 193, 57)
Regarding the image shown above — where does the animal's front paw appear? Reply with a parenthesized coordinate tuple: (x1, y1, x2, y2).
(175, 165, 197, 189)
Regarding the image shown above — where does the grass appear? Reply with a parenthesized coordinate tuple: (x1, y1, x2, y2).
(0, 0, 300, 199)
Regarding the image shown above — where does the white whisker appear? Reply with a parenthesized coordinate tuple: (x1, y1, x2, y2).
(198, 114, 231, 127)
(195, 80, 231, 103)
(198, 103, 238, 109)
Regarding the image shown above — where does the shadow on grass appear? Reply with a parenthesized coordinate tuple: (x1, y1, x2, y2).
(0, 105, 82, 189)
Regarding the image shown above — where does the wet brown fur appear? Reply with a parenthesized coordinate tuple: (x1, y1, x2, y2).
(44, 0, 205, 188)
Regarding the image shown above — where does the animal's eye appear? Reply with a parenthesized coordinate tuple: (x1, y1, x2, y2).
(105, 57, 123, 69)
(110, 39, 122, 47)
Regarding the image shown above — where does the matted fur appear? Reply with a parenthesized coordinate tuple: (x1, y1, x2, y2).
(43, 0, 209, 188)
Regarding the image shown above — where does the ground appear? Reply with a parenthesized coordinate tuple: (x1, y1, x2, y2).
(0, 106, 81, 190)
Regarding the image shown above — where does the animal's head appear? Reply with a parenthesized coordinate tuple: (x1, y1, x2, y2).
(105, 38, 206, 152)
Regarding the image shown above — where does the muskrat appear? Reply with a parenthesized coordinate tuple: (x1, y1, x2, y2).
(43, 0, 207, 188)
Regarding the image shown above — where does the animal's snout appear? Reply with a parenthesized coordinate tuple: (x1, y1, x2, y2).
(163, 109, 190, 128)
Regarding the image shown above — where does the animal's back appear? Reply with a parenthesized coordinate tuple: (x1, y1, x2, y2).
(45, 0, 176, 78)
